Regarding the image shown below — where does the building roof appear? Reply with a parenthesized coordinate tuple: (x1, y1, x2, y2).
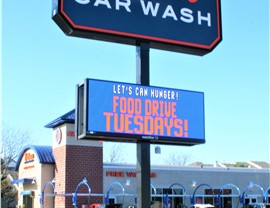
(15, 145, 55, 171)
(250, 161, 270, 168)
(44, 109, 75, 128)
(3, 158, 17, 169)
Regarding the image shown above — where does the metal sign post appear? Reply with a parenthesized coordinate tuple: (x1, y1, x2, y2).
(136, 43, 151, 208)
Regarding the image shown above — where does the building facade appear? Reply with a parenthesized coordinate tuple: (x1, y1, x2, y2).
(13, 110, 270, 208)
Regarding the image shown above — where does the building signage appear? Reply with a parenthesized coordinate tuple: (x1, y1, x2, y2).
(24, 153, 35, 164)
(55, 128, 62, 144)
(106, 171, 157, 178)
(52, 0, 222, 55)
(23, 152, 35, 170)
(67, 131, 75, 137)
(76, 79, 205, 145)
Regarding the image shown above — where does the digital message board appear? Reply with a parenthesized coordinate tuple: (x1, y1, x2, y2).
(52, 0, 222, 55)
(76, 79, 205, 145)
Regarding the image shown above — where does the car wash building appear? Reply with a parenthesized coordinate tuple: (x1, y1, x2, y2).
(12, 110, 270, 208)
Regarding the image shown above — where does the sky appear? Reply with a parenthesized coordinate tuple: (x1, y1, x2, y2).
(1, 0, 269, 165)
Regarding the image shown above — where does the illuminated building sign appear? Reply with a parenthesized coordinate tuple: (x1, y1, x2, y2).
(24, 153, 35, 164)
(23, 152, 35, 170)
(76, 79, 205, 145)
(55, 128, 62, 144)
(52, 0, 222, 55)
(67, 131, 75, 137)
(106, 171, 157, 178)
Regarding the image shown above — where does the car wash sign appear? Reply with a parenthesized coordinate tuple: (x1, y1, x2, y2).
(52, 0, 222, 55)
(76, 79, 205, 145)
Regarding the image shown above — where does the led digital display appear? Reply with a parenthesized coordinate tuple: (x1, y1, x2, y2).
(77, 79, 205, 145)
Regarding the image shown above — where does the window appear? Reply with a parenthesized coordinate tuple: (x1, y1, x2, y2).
(153, 188, 184, 208)
(204, 189, 216, 205)
(268, 190, 270, 204)
(205, 189, 232, 208)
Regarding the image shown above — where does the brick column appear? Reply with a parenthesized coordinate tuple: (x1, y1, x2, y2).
(52, 123, 103, 208)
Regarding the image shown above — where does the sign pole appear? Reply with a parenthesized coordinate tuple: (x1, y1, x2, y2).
(136, 42, 151, 208)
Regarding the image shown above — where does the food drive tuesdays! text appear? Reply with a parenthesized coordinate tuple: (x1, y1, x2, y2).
(103, 84, 188, 137)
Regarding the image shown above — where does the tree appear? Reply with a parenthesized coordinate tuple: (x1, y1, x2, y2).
(1, 124, 32, 207)
(103, 142, 126, 164)
(1, 124, 32, 177)
(233, 162, 249, 168)
(165, 151, 192, 166)
(1, 159, 18, 207)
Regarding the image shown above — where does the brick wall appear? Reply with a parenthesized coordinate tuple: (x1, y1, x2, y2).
(53, 145, 103, 208)
(53, 145, 66, 208)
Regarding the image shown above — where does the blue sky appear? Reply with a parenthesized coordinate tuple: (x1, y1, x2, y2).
(2, 0, 269, 164)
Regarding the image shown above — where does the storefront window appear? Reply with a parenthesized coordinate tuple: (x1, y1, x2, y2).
(23, 195, 33, 208)
(153, 188, 184, 208)
(205, 189, 232, 208)
(268, 190, 270, 204)
(153, 188, 163, 208)
(204, 189, 215, 205)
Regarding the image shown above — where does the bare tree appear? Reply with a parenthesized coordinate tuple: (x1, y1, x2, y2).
(165, 151, 192, 166)
(1, 124, 32, 176)
(103, 142, 126, 164)
(1, 124, 32, 207)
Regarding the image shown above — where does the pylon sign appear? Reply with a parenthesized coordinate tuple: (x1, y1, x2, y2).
(52, 0, 222, 55)
(76, 79, 205, 145)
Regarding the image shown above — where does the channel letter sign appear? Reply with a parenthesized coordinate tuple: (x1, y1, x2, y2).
(52, 0, 222, 55)
(76, 79, 205, 145)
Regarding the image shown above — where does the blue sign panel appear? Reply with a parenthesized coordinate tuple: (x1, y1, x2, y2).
(52, 0, 222, 55)
(80, 79, 205, 145)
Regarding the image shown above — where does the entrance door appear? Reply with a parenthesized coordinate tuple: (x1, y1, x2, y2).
(23, 195, 33, 208)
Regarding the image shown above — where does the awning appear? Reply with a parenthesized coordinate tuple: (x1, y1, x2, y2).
(12, 178, 35, 184)
(20, 191, 32, 196)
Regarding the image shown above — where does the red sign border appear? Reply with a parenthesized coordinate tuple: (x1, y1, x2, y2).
(58, 0, 222, 51)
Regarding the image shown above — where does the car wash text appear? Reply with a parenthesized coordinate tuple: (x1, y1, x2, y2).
(74, 0, 211, 27)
